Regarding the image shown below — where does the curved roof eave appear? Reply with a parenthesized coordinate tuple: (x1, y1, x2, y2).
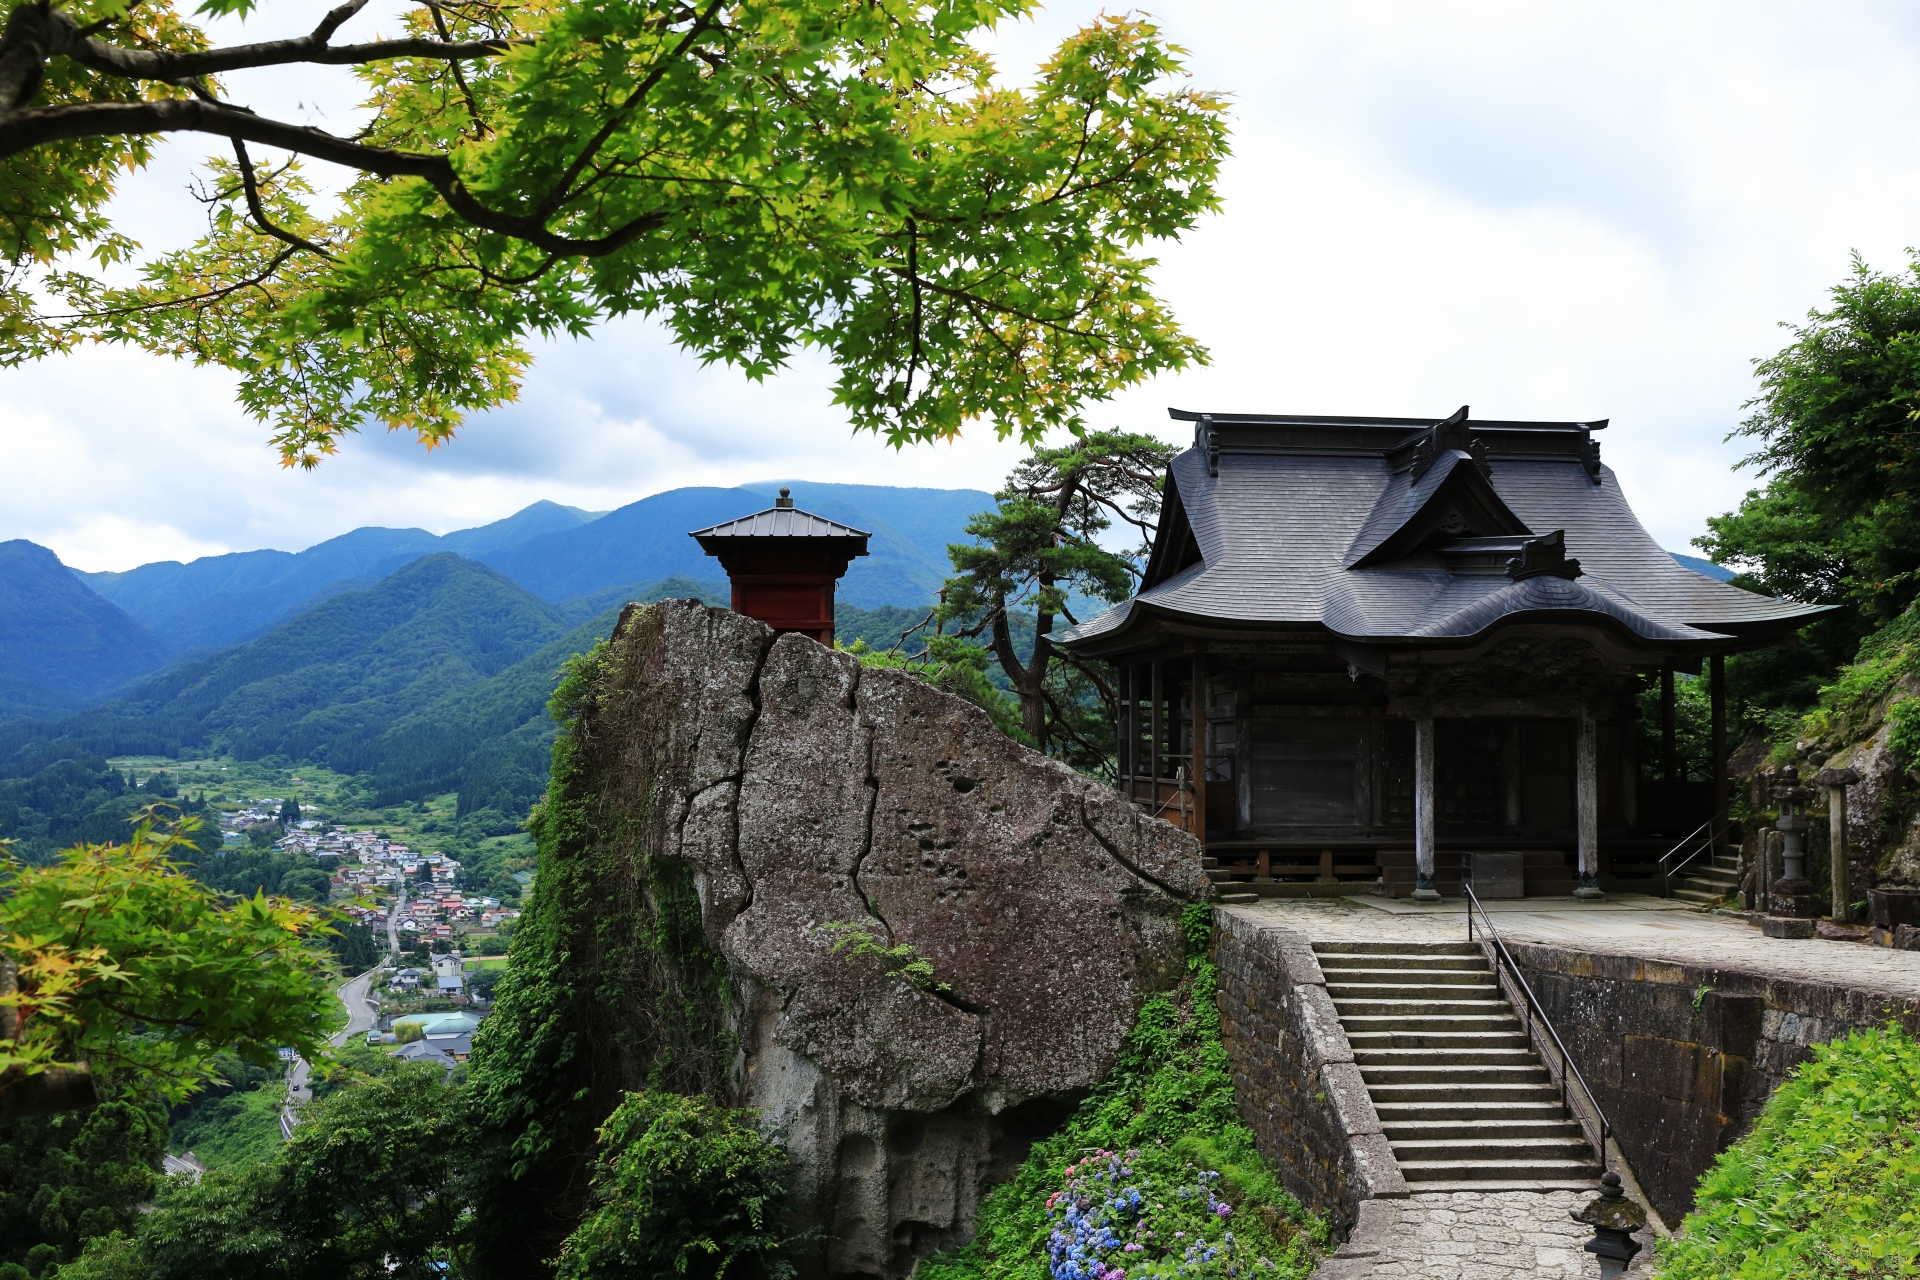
(1056, 591, 1823, 657)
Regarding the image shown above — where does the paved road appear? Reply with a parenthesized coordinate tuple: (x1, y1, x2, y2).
(386, 885, 406, 953)
(282, 967, 381, 1136)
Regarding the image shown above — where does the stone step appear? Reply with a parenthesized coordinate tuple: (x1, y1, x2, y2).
(1316, 967, 1492, 986)
(1670, 887, 1725, 906)
(1314, 953, 1491, 973)
(1686, 863, 1740, 882)
(1391, 1136, 1595, 1162)
(1359, 1062, 1551, 1086)
(1312, 941, 1484, 957)
(1396, 1157, 1603, 1183)
(1352, 1047, 1540, 1068)
(1327, 982, 1502, 1003)
(1340, 1014, 1521, 1034)
(1346, 1029, 1531, 1050)
(1380, 1117, 1586, 1141)
(1366, 1081, 1565, 1105)
(1329, 997, 1512, 1018)
(1372, 1100, 1572, 1126)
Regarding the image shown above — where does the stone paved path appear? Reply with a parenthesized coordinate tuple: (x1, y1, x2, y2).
(1237, 893, 1920, 999)
(1311, 1190, 1658, 1279)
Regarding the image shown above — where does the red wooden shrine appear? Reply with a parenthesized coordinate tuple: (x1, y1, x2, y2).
(689, 488, 870, 644)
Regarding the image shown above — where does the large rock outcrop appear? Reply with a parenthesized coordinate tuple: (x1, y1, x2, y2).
(508, 600, 1207, 1278)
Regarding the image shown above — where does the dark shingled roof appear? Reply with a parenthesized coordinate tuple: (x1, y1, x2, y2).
(1057, 410, 1830, 654)
(688, 508, 869, 540)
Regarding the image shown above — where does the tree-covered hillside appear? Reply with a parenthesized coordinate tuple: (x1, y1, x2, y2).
(0, 555, 569, 776)
(79, 501, 604, 652)
(0, 541, 173, 718)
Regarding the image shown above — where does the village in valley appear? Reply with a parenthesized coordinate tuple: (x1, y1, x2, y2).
(109, 758, 534, 1077)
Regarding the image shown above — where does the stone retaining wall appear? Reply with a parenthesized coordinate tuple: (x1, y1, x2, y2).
(1213, 909, 1407, 1239)
(1501, 938, 1920, 1224)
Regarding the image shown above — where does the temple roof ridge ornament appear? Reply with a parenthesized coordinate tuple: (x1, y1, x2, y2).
(1409, 405, 1491, 482)
(1507, 530, 1582, 581)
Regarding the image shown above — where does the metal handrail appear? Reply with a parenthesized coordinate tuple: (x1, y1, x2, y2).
(1465, 883, 1615, 1175)
(1656, 816, 1728, 898)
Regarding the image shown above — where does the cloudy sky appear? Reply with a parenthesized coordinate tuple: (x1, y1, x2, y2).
(6, 1, 1920, 571)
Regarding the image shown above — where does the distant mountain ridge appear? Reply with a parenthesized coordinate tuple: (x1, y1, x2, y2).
(1670, 552, 1736, 582)
(78, 500, 603, 653)
(0, 540, 173, 717)
(76, 483, 993, 655)
(0, 559, 733, 817)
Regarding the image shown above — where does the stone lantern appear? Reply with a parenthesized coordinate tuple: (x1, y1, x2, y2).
(1768, 764, 1818, 920)
(1570, 1172, 1646, 1279)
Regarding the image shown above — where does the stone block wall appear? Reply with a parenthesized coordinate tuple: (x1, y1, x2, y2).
(1501, 940, 1920, 1225)
(1213, 909, 1407, 1239)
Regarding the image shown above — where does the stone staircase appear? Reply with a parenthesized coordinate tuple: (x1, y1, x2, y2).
(1313, 939, 1603, 1191)
(1667, 849, 1741, 907)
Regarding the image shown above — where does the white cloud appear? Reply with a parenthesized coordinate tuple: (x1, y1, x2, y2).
(6, 1, 1920, 568)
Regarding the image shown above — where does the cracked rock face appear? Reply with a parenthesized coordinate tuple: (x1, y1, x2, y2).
(612, 600, 1207, 1278)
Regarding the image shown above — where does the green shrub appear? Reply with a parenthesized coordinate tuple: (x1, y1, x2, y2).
(918, 903, 1323, 1280)
(554, 1092, 792, 1280)
(1889, 698, 1920, 765)
(1655, 1021, 1920, 1278)
(59, 1063, 472, 1280)
(165, 1079, 286, 1169)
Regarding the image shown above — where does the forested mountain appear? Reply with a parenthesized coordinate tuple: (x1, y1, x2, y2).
(64, 485, 989, 663)
(476, 481, 991, 607)
(78, 501, 603, 652)
(341, 575, 731, 820)
(0, 540, 174, 717)
(0, 561, 737, 823)
(1, 555, 570, 771)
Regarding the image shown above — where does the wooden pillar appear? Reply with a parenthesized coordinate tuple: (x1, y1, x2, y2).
(1660, 667, 1678, 783)
(1150, 662, 1163, 785)
(1575, 711, 1604, 899)
(1117, 665, 1132, 786)
(1413, 716, 1439, 901)
(1190, 654, 1207, 844)
(1710, 655, 1728, 861)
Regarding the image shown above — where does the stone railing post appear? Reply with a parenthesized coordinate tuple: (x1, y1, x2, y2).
(1813, 766, 1860, 923)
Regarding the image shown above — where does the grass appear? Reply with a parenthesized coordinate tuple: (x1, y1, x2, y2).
(1655, 1021, 1920, 1278)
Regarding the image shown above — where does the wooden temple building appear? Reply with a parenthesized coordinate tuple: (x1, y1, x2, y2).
(1055, 408, 1829, 899)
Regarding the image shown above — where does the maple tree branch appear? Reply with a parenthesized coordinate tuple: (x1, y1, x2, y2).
(425, 0, 489, 137)
(0, 98, 668, 257)
(14, 0, 521, 85)
(530, 0, 725, 220)
(232, 138, 334, 259)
